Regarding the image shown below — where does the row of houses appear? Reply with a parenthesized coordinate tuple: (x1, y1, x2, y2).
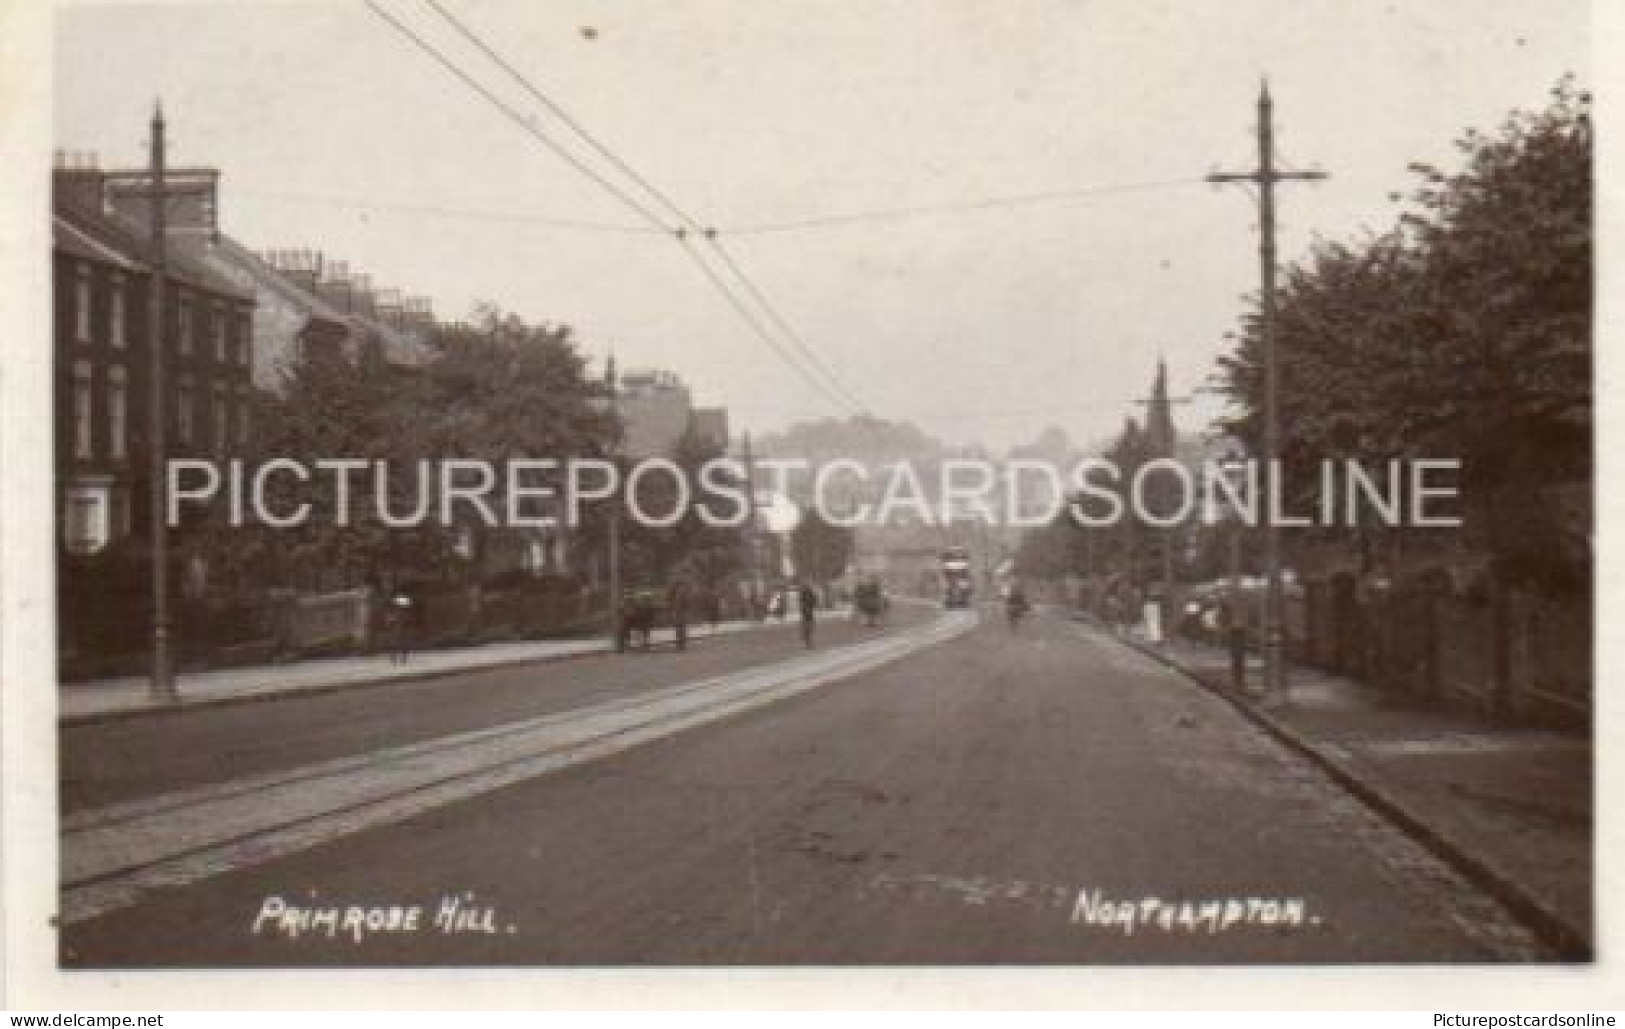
(53, 136, 742, 672)
(52, 149, 438, 560)
(53, 145, 738, 549)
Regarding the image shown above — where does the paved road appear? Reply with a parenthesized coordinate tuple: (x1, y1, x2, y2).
(62, 607, 923, 813)
(60, 608, 1547, 965)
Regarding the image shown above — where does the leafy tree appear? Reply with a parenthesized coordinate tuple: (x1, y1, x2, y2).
(620, 423, 747, 589)
(422, 304, 617, 465)
(205, 335, 439, 592)
(1403, 79, 1591, 505)
(207, 304, 620, 592)
(1215, 79, 1591, 580)
(420, 305, 619, 580)
(791, 506, 854, 584)
(1013, 508, 1085, 581)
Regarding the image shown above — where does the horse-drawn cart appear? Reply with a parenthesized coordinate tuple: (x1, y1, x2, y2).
(853, 579, 888, 627)
(617, 583, 691, 652)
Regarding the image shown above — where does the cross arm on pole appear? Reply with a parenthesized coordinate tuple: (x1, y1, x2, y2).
(1206, 170, 1329, 185)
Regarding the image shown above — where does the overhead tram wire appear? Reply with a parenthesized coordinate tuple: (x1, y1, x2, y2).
(233, 187, 662, 234)
(722, 177, 1206, 236)
(424, 0, 694, 232)
(703, 236, 868, 414)
(421, 0, 869, 415)
(680, 244, 858, 416)
(366, 1, 858, 416)
(372, 4, 1204, 422)
(362, 0, 674, 234)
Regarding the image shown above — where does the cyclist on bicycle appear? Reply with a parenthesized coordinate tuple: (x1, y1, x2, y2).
(1006, 580, 1030, 630)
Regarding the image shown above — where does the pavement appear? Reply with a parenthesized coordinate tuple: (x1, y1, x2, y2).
(1101, 619, 1593, 959)
(58, 613, 837, 725)
(60, 607, 1555, 964)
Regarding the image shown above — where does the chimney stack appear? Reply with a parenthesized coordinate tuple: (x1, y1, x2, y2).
(51, 150, 107, 213)
(351, 272, 376, 318)
(265, 248, 324, 294)
(374, 287, 404, 328)
(319, 259, 354, 313)
(403, 296, 435, 335)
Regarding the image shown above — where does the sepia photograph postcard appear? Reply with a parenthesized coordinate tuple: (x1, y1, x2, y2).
(2, 0, 1621, 1010)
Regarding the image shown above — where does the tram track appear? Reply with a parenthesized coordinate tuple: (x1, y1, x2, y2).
(61, 609, 975, 925)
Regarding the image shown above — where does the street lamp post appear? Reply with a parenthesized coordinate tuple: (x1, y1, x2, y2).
(608, 500, 623, 652)
(146, 103, 177, 703)
(741, 432, 766, 617)
(604, 361, 624, 653)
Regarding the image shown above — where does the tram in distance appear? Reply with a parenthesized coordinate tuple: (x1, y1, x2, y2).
(940, 546, 973, 609)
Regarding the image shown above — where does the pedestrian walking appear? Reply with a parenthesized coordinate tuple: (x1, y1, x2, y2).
(798, 582, 818, 648)
(1006, 580, 1030, 630)
(1224, 593, 1249, 691)
(386, 588, 415, 665)
(667, 579, 690, 652)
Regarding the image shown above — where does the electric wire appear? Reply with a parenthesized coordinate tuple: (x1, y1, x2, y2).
(723, 178, 1205, 236)
(233, 187, 661, 234)
(424, 0, 697, 233)
(363, 0, 676, 234)
(410, 0, 865, 414)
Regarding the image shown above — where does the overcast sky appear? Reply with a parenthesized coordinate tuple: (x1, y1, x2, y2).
(54, 0, 1588, 451)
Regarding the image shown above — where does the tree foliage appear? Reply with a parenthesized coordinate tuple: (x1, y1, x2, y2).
(219, 305, 620, 590)
(791, 506, 854, 584)
(619, 423, 747, 589)
(1215, 79, 1591, 569)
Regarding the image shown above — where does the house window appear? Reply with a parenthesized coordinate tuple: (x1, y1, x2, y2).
(236, 312, 251, 368)
(177, 293, 192, 355)
(212, 382, 228, 453)
(213, 302, 227, 362)
(107, 364, 127, 461)
(71, 361, 93, 459)
(109, 275, 126, 347)
(236, 387, 251, 446)
(63, 480, 111, 555)
(74, 264, 92, 343)
(176, 377, 194, 446)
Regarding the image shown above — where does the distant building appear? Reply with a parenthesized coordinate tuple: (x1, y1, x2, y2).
(618, 368, 691, 459)
(689, 407, 730, 453)
(617, 367, 730, 458)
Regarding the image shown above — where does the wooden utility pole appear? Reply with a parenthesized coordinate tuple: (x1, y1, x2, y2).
(740, 432, 766, 614)
(605, 355, 624, 652)
(1207, 82, 1327, 704)
(147, 103, 177, 702)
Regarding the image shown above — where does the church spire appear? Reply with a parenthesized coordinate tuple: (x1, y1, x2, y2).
(1145, 358, 1177, 457)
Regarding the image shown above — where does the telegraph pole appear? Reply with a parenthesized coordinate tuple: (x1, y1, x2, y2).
(147, 103, 177, 702)
(740, 432, 766, 615)
(604, 355, 624, 652)
(1207, 81, 1327, 705)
